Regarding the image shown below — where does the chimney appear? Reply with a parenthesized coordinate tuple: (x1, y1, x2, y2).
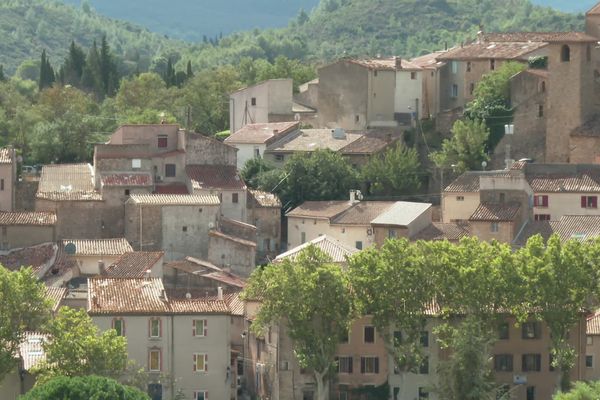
(394, 56, 402, 70)
(444, 41, 448, 51)
(144, 269, 151, 279)
(98, 260, 105, 275)
(349, 190, 356, 204)
(217, 286, 223, 301)
(273, 129, 279, 135)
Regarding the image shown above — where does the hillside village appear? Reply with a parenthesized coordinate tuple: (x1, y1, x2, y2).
(5, 2, 600, 400)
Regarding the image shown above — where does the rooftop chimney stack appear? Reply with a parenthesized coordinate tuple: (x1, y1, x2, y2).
(98, 260, 105, 275)
(217, 286, 223, 301)
(395, 56, 402, 70)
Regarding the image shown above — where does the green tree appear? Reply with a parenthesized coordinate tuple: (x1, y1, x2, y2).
(186, 60, 194, 78)
(243, 247, 354, 400)
(20, 375, 149, 400)
(241, 157, 274, 189)
(269, 149, 358, 210)
(361, 144, 421, 197)
(0, 266, 51, 381)
(36, 307, 128, 381)
(553, 381, 600, 400)
(430, 119, 490, 173)
(348, 239, 433, 400)
(60, 40, 86, 86)
(99, 35, 119, 97)
(81, 40, 103, 98)
(0, 65, 5, 82)
(39, 49, 55, 90)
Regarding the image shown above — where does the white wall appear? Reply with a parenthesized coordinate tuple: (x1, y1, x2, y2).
(395, 70, 423, 116)
(533, 192, 600, 220)
(287, 217, 332, 249)
(231, 143, 267, 171)
(77, 255, 121, 275)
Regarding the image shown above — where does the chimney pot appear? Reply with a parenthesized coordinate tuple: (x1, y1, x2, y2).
(395, 56, 402, 70)
(217, 286, 223, 301)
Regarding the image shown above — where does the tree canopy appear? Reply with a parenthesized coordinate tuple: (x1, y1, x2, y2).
(361, 144, 422, 197)
(20, 375, 149, 400)
(430, 119, 490, 174)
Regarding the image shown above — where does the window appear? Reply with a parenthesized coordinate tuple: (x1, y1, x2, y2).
(251, 97, 257, 106)
(538, 104, 544, 118)
(338, 387, 349, 400)
(356, 241, 363, 250)
(112, 318, 125, 336)
(355, 115, 360, 123)
(561, 45, 570, 62)
(466, 61, 472, 72)
(541, 81, 546, 93)
(303, 391, 314, 400)
(499, 192, 506, 203)
(549, 353, 555, 371)
(360, 356, 379, 374)
(451, 61, 458, 74)
(490, 59, 496, 70)
(340, 329, 349, 343)
(275, 154, 284, 162)
(419, 356, 429, 374)
(165, 164, 176, 177)
(588, 336, 594, 345)
(132, 159, 141, 169)
(535, 214, 551, 221)
(1, 179, 4, 191)
(498, 322, 509, 340)
(522, 322, 541, 339)
(581, 196, 598, 209)
(182, 226, 188, 232)
(254, 148, 260, 158)
(336, 356, 353, 373)
(393, 330, 402, 345)
(193, 319, 207, 337)
(193, 391, 207, 400)
(491, 222, 499, 233)
(456, 196, 464, 201)
(494, 354, 513, 372)
(157, 135, 168, 148)
(374, 70, 378, 77)
(420, 331, 429, 347)
(469, 82, 475, 95)
(232, 193, 239, 203)
(411, 72, 417, 80)
(301, 232, 306, 244)
(124, 189, 130, 196)
(533, 195, 549, 207)
(149, 318, 161, 338)
(587, 355, 594, 368)
(364, 326, 375, 343)
(522, 354, 541, 372)
(526, 386, 535, 400)
(148, 348, 161, 371)
(193, 353, 208, 372)
(418, 387, 429, 399)
(388, 229, 397, 239)
(451, 84, 458, 98)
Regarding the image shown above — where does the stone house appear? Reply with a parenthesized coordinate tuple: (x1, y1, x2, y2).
(207, 230, 256, 278)
(56, 238, 133, 276)
(0, 211, 56, 249)
(410, 51, 448, 119)
(247, 190, 281, 263)
(103, 251, 165, 278)
(0, 147, 16, 212)
(224, 121, 300, 170)
(163, 256, 246, 295)
(88, 277, 233, 400)
(586, 311, 600, 381)
(317, 58, 424, 130)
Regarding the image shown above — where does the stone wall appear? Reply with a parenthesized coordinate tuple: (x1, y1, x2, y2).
(185, 133, 237, 166)
(15, 180, 38, 211)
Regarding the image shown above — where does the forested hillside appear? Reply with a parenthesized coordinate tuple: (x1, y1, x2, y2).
(531, 0, 596, 12)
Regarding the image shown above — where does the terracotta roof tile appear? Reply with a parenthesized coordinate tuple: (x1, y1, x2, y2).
(101, 173, 152, 187)
(266, 129, 363, 153)
(588, 311, 600, 335)
(19, 332, 48, 370)
(513, 221, 555, 246)
(588, 4, 600, 15)
(410, 51, 448, 69)
(523, 69, 549, 79)
(437, 41, 547, 60)
(484, 32, 598, 43)
(225, 121, 300, 144)
(346, 57, 423, 71)
(165, 256, 221, 274)
(224, 292, 244, 316)
(469, 202, 520, 222)
(551, 215, 600, 242)
(0, 212, 56, 226)
(275, 235, 358, 263)
(89, 277, 169, 314)
(249, 190, 281, 208)
(331, 201, 396, 225)
(201, 271, 246, 288)
(186, 165, 246, 191)
(45, 286, 66, 312)
(37, 164, 102, 201)
(209, 230, 256, 248)
(413, 222, 470, 242)
(286, 200, 354, 219)
(0, 148, 14, 164)
(526, 172, 600, 192)
(168, 298, 230, 314)
(128, 194, 220, 205)
(0, 243, 57, 275)
(60, 238, 133, 256)
(340, 134, 396, 155)
(444, 172, 481, 192)
(104, 252, 164, 278)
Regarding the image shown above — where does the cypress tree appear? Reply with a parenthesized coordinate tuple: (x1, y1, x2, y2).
(62, 41, 86, 86)
(186, 60, 193, 79)
(0, 65, 5, 82)
(81, 40, 103, 98)
(39, 50, 54, 90)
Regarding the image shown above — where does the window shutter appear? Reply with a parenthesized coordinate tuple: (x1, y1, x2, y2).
(542, 196, 548, 207)
(533, 196, 539, 207)
(592, 197, 598, 209)
(193, 354, 197, 372)
(349, 357, 353, 373)
(159, 319, 162, 337)
(205, 354, 208, 371)
(148, 319, 151, 337)
(205, 392, 208, 400)
(360, 357, 365, 373)
(375, 357, 379, 374)
(204, 319, 208, 336)
(582, 196, 587, 208)
(193, 391, 196, 400)
(192, 320, 196, 336)
(122, 319, 125, 335)
(159, 348, 162, 371)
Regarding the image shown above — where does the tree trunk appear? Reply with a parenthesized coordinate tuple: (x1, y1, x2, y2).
(314, 370, 329, 400)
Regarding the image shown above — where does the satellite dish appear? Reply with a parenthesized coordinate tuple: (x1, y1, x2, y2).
(64, 242, 77, 255)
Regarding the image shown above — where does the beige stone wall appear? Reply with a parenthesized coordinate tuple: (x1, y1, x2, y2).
(373, 226, 409, 247)
(569, 136, 600, 164)
(287, 216, 331, 249)
(442, 192, 480, 223)
(585, 334, 600, 381)
(185, 133, 237, 167)
(469, 220, 515, 243)
(124, 202, 162, 252)
(1, 225, 54, 249)
(247, 202, 281, 262)
(0, 162, 15, 211)
(36, 199, 105, 240)
(368, 69, 396, 127)
(207, 234, 255, 277)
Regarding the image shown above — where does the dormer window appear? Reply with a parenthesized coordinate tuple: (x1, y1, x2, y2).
(561, 45, 570, 62)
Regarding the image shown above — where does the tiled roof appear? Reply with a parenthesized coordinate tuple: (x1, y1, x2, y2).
(249, 190, 281, 208)
(101, 173, 152, 187)
(412, 222, 470, 242)
(154, 184, 189, 194)
(469, 203, 520, 222)
(0, 212, 56, 226)
(444, 172, 481, 192)
(588, 311, 600, 335)
(164, 256, 221, 274)
(370, 201, 432, 226)
(209, 230, 256, 248)
(224, 292, 244, 316)
(588, 4, 600, 15)
(410, 51, 448, 69)
(340, 134, 396, 155)
(286, 200, 355, 219)
(551, 215, 600, 242)
(275, 235, 358, 263)
(346, 57, 423, 71)
(526, 172, 600, 192)
(437, 40, 548, 60)
(104, 252, 164, 278)
(128, 194, 220, 205)
(484, 32, 598, 43)
(201, 270, 246, 288)
(0, 148, 13, 164)
(266, 129, 363, 153)
(331, 201, 396, 225)
(60, 238, 133, 256)
(225, 121, 300, 144)
(186, 165, 246, 191)
(513, 221, 555, 247)
(0, 243, 57, 275)
(88, 277, 170, 314)
(168, 298, 230, 314)
(45, 286, 66, 312)
(523, 69, 549, 79)
(37, 164, 102, 201)
(571, 115, 600, 137)
(19, 332, 48, 370)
